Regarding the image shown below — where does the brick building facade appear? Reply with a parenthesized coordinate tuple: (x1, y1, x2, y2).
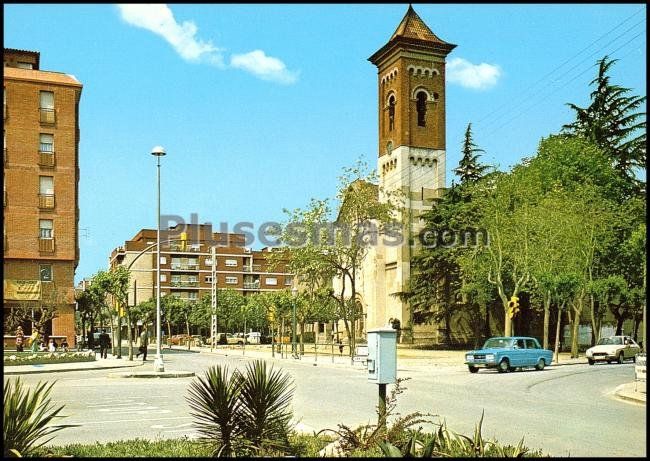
(109, 223, 294, 305)
(3, 48, 82, 345)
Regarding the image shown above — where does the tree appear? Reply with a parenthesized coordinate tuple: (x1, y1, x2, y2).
(75, 282, 107, 349)
(453, 123, 489, 183)
(5, 287, 68, 343)
(563, 56, 646, 191)
(93, 267, 132, 359)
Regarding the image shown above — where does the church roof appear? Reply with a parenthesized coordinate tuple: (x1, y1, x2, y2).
(389, 4, 445, 43)
(369, 5, 456, 65)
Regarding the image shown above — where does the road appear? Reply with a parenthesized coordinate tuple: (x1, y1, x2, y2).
(5, 349, 645, 457)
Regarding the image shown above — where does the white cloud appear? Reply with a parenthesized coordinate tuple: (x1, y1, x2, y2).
(230, 50, 298, 85)
(116, 4, 223, 66)
(446, 57, 501, 90)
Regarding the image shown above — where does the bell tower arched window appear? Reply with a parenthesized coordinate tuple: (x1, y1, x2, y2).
(388, 95, 396, 131)
(416, 91, 427, 127)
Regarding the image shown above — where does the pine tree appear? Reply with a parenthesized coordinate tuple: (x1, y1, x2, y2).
(563, 56, 646, 188)
(454, 123, 488, 184)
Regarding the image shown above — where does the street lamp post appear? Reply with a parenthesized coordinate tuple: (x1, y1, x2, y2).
(291, 287, 298, 358)
(151, 145, 166, 373)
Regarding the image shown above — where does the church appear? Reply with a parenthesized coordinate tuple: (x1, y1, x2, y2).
(334, 5, 456, 345)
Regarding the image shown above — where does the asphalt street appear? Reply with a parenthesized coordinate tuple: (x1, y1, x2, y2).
(5, 349, 645, 457)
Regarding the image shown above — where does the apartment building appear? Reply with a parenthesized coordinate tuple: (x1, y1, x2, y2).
(109, 223, 293, 305)
(3, 48, 82, 344)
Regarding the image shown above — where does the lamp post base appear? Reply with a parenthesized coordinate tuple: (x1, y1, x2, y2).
(153, 357, 165, 373)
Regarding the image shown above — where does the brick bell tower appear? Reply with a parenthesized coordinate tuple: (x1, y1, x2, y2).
(369, 5, 455, 203)
(364, 5, 456, 343)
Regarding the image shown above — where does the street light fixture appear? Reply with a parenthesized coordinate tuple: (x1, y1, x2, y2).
(291, 286, 298, 358)
(151, 145, 166, 373)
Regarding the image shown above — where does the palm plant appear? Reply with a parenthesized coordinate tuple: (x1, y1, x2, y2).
(237, 360, 294, 454)
(186, 365, 244, 457)
(186, 360, 295, 457)
(3, 378, 74, 457)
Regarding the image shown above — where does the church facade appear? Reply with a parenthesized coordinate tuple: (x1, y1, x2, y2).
(335, 6, 456, 344)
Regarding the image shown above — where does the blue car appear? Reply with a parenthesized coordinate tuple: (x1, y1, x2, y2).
(464, 336, 553, 373)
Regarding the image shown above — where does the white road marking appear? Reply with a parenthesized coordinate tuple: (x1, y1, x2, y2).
(87, 402, 144, 408)
(151, 422, 193, 429)
(67, 416, 192, 425)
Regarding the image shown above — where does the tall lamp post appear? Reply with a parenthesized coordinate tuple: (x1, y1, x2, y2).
(151, 145, 166, 373)
(291, 287, 298, 358)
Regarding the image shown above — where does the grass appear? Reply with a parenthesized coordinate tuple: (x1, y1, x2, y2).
(37, 434, 333, 458)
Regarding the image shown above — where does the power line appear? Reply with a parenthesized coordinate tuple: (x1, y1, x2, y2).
(478, 29, 646, 143)
(475, 6, 645, 126)
(476, 18, 646, 133)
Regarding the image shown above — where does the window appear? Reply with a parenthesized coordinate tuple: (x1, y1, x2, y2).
(188, 257, 198, 267)
(188, 292, 198, 300)
(39, 219, 53, 238)
(525, 339, 539, 349)
(388, 95, 396, 131)
(40, 91, 54, 109)
(416, 92, 427, 127)
(16, 62, 33, 69)
(160, 256, 166, 265)
(205, 258, 213, 266)
(225, 259, 237, 267)
(171, 275, 181, 284)
(188, 275, 198, 284)
(205, 275, 212, 283)
(516, 339, 525, 349)
(266, 277, 277, 286)
(39, 176, 54, 195)
(226, 276, 238, 284)
(40, 264, 52, 282)
(39, 91, 55, 124)
(40, 134, 54, 153)
(160, 274, 167, 282)
(284, 276, 293, 286)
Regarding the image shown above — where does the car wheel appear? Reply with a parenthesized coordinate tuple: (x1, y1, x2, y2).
(535, 359, 545, 371)
(632, 355, 636, 363)
(237, 341, 243, 346)
(617, 352, 624, 364)
(498, 359, 510, 373)
(588, 358, 595, 365)
(468, 366, 479, 374)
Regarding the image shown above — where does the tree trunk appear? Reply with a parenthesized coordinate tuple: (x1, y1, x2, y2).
(483, 304, 491, 341)
(615, 309, 625, 336)
(186, 319, 191, 350)
(570, 298, 582, 358)
(542, 292, 551, 350)
(299, 321, 305, 355)
(553, 303, 564, 363)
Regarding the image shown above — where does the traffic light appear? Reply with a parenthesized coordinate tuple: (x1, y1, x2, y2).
(507, 296, 520, 318)
(180, 232, 187, 251)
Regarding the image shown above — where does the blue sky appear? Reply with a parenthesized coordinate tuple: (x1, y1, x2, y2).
(3, 4, 646, 283)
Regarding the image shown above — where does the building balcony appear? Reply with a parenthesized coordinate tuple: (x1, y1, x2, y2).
(170, 281, 199, 288)
(242, 266, 251, 272)
(170, 263, 200, 271)
(38, 151, 56, 168)
(39, 108, 56, 125)
(38, 194, 55, 209)
(168, 242, 202, 252)
(252, 264, 262, 272)
(39, 237, 55, 253)
(243, 281, 260, 289)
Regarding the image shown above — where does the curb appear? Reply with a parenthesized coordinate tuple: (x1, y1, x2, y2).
(613, 384, 646, 405)
(4, 361, 145, 376)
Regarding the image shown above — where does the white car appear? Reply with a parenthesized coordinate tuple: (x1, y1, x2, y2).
(586, 335, 640, 365)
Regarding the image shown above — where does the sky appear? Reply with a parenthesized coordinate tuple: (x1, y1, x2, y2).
(3, 3, 647, 284)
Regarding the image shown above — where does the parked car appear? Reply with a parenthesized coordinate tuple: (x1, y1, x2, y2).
(464, 336, 553, 373)
(245, 332, 261, 344)
(170, 334, 190, 345)
(586, 335, 640, 365)
(226, 334, 246, 346)
(191, 335, 204, 347)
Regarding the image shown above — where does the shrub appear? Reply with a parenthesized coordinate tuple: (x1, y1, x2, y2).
(185, 360, 295, 457)
(3, 378, 76, 457)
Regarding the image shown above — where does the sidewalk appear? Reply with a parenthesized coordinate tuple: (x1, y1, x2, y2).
(613, 381, 646, 405)
(4, 352, 145, 375)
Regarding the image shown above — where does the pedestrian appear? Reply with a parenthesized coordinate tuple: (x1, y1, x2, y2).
(61, 338, 69, 352)
(136, 328, 149, 362)
(30, 331, 40, 353)
(15, 326, 25, 352)
(48, 338, 56, 352)
(99, 329, 111, 359)
(337, 337, 344, 356)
